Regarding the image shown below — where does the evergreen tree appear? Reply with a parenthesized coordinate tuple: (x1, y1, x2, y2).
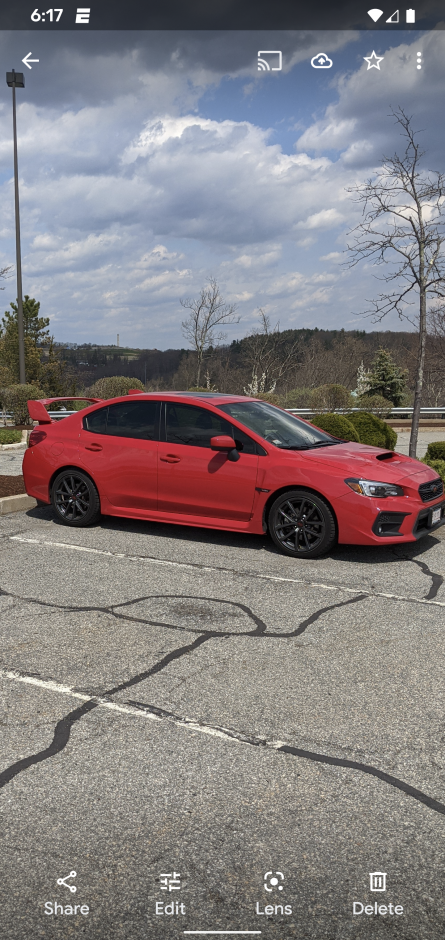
(365, 348, 407, 407)
(39, 337, 66, 397)
(0, 296, 50, 383)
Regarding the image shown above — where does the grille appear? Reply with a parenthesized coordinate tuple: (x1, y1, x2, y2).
(419, 478, 444, 502)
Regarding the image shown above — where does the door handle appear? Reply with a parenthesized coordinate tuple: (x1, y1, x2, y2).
(160, 454, 181, 463)
(85, 443, 103, 451)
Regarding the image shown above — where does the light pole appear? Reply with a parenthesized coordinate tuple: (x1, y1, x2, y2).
(6, 69, 26, 384)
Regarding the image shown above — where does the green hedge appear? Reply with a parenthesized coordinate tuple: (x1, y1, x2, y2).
(425, 441, 445, 462)
(0, 428, 22, 444)
(1, 384, 46, 425)
(310, 411, 398, 450)
(347, 412, 397, 450)
(87, 376, 145, 399)
(421, 458, 445, 483)
(311, 413, 360, 442)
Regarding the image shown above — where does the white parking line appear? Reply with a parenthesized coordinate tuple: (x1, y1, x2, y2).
(9, 536, 445, 607)
(0, 667, 286, 747)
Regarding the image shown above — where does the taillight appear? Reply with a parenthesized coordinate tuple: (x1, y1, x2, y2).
(28, 429, 47, 447)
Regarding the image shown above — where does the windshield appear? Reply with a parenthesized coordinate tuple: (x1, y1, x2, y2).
(216, 401, 340, 449)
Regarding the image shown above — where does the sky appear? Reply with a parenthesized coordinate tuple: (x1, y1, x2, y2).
(0, 27, 444, 348)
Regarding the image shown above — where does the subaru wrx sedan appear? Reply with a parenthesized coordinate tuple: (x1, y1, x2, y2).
(23, 391, 445, 558)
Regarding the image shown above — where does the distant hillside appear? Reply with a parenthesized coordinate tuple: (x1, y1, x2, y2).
(52, 326, 444, 404)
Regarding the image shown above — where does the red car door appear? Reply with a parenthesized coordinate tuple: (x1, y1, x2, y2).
(79, 399, 160, 511)
(157, 401, 258, 521)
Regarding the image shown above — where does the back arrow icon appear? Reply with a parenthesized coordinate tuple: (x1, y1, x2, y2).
(22, 53, 39, 69)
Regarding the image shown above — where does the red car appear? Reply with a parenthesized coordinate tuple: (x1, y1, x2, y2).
(23, 391, 445, 558)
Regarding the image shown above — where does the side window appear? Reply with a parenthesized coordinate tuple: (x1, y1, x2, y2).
(166, 403, 232, 448)
(229, 425, 260, 455)
(105, 401, 159, 440)
(83, 406, 108, 434)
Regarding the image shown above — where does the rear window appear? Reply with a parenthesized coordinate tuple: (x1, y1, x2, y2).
(83, 401, 159, 440)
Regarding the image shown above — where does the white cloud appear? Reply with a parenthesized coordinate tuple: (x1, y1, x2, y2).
(297, 31, 445, 171)
(0, 29, 437, 345)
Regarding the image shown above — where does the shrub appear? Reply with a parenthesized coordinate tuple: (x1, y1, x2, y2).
(421, 458, 445, 483)
(1, 384, 46, 424)
(0, 428, 22, 444)
(0, 365, 14, 388)
(253, 392, 282, 406)
(87, 376, 145, 399)
(425, 441, 445, 462)
(347, 411, 397, 450)
(357, 394, 393, 418)
(280, 388, 313, 409)
(72, 399, 94, 411)
(311, 413, 360, 442)
(310, 384, 353, 413)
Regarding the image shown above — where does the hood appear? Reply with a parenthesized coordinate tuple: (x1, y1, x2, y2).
(300, 441, 434, 483)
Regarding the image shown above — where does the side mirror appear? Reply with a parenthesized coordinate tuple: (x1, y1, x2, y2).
(210, 435, 240, 462)
(210, 435, 236, 451)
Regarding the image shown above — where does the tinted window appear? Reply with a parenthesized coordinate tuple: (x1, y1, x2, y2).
(83, 401, 159, 440)
(106, 401, 158, 439)
(84, 406, 107, 434)
(229, 424, 260, 455)
(166, 403, 232, 448)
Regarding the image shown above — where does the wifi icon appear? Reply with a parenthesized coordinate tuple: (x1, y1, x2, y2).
(368, 8, 384, 21)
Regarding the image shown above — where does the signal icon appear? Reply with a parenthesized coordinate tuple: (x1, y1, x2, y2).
(368, 8, 384, 21)
(258, 58, 270, 71)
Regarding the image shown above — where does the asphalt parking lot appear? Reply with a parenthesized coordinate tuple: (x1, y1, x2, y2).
(0, 500, 445, 940)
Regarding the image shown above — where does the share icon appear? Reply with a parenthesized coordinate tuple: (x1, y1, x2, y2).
(57, 871, 77, 893)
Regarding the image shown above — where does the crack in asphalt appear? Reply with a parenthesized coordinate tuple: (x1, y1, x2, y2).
(2, 589, 445, 818)
(2, 661, 445, 818)
(0, 593, 361, 790)
(8, 536, 445, 608)
(0, 585, 364, 639)
(390, 546, 444, 600)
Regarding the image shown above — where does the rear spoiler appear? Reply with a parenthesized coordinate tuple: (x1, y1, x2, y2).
(27, 397, 103, 425)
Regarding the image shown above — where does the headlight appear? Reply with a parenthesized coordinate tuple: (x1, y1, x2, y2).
(345, 478, 404, 498)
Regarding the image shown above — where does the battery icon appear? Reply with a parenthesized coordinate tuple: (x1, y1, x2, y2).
(406, 8, 415, 22)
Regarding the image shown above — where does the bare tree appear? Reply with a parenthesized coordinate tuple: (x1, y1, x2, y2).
(0, 265, 13, 288)
(180, 278, 240, 387)
(346, 108, 445, 457)
(242, 310, 302, 394)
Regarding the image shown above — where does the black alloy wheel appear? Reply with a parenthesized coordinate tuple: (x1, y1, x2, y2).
(51, 469, 101, 527)
(268, 489, 336, 558)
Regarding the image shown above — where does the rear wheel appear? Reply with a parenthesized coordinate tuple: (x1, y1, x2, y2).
(51, 470, 100, 527)
(268, 489, 336, 558)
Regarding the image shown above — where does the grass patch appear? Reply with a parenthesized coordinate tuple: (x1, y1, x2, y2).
(0, 428, 22, 444)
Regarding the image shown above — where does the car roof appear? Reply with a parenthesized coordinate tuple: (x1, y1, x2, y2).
(125, 392, 259, 405)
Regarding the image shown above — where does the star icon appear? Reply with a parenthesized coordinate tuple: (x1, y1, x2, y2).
(364, 50, 384, 70)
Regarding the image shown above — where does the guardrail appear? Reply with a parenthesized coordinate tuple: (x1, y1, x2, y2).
(286, 407, 445, 419)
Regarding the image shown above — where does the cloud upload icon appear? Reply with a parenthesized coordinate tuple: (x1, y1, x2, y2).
(311, 53, 333, 69)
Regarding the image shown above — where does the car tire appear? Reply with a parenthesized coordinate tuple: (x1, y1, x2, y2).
(51, 469, 101, 527)
(268, 488, 336, 558)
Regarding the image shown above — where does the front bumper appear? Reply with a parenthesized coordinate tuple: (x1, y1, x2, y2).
(412, 501, 445, 539)
(335, 491, 445, 545)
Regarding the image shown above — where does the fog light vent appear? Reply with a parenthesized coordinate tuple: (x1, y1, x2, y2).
(372, 511, 410, 537)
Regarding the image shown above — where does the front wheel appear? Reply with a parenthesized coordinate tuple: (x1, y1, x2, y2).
(268, 489, 336, 558)
(51, 469, 101, 527)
